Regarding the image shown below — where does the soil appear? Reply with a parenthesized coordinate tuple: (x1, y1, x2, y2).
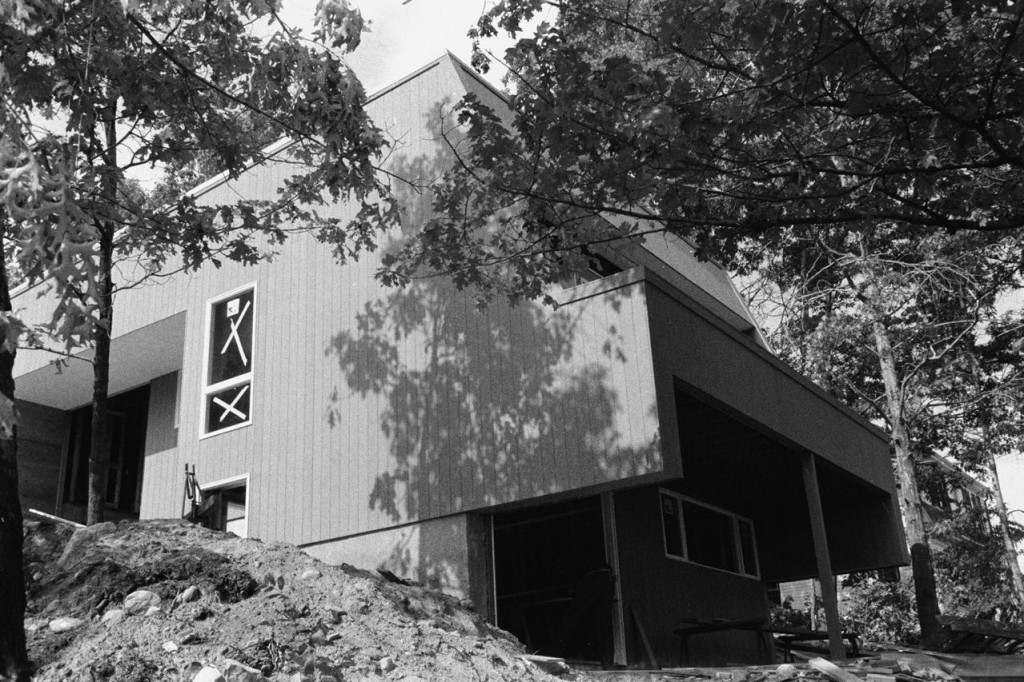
(19, 519, 975, 682)
(20, 519, 570, 682)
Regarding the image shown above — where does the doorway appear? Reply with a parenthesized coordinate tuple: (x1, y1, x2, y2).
(60, 385, 150, 523)
(493, 495, 614, 664)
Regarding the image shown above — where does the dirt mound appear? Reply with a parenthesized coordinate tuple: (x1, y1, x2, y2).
(21, 519, 568, 682)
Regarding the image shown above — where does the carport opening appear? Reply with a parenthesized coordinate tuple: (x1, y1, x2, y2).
(493, 495, 613, 663)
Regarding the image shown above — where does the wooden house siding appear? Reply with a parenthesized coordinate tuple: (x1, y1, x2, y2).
(138, 239, 663, 544)
(644, 280, 894, 492)
(96, 55, 663, 545)
(145, 372, 179, 456)
(17, 400, 66, 515)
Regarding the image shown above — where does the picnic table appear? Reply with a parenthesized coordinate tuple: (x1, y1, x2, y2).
(767, 626, 860, 661)
(674, 618, 773, 664)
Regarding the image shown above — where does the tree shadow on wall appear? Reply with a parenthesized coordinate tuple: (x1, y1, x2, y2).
(324, 103, 660, 588)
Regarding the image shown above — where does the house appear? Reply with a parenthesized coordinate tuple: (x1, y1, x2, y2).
(14, 54, 908, 667)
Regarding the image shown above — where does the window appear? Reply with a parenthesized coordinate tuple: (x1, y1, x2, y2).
(201, 284, 255, 436)
(192, 475, 249, 538)
(559, 253, 623, 288)
(660, 490, 759, 578)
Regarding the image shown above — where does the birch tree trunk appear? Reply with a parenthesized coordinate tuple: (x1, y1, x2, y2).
(985, 448, 1024, 611)
(871, 317, 941, 640)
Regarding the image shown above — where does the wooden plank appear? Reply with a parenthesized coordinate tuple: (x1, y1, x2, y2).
(801, 452, 845, 661)
(631, 606, 660, 670)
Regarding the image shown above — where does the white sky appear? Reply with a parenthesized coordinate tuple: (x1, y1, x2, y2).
(277, 0, 530, 93)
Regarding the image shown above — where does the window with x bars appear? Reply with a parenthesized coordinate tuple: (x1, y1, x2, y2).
(202, 285, 255, 436)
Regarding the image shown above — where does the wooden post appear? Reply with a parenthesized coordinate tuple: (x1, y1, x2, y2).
(802, 452, 845, 661)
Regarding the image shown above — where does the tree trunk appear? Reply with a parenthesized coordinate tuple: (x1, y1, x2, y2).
(871, 318, 942, 641)
(986, 450, 1024, 610)
(0, 227, 29, 679)
(86, 111, 117, 526)
(86, 224, 114, 526)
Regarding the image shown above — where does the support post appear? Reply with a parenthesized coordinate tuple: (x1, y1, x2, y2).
(802, 452, 845, 661)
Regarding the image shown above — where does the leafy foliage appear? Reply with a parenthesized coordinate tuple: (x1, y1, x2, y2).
(842, 574, 922, 646)
(381, 0, 1024, 300)
(932, 507, 1024, 621)
(1, 0, 397, 353)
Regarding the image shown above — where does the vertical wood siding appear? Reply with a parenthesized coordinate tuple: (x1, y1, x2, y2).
(145, 372, 179, 456)
(645, 283, 894, 492)
(17, 401, 66, 514)
(14, 56, 663, 545)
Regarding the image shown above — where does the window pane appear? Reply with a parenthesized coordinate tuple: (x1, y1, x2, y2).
(209, 289, 254, 385)
(661, 494, 684, 557)
(738, 519, 758, 576)
(682, 500, 738, 573)
(206, 383, 252, 433)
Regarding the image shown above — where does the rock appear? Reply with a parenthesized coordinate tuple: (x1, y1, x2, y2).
(192, 666, 225, 682)
(521, 654, 570, 675)
(179, 585, 201, 603)
(48, 617, 85, 633)
(777, 664, 799, 680)
(301, 569, 321, 580)
(223, 658, 261, 682)
(101, 609, 124, 625)
(379, 657, 397, 673)
(24, 619, 45, 632)
(123, 590, 161, 615)
(400, 677, 426, 682)
(181, 661, 205, 679)
(145, 605, 162, 617)
(325, 604, 346, 624)
(162, 641, 178, 653)
(57, 522, 117, 566)
(92, 521, 117, 537)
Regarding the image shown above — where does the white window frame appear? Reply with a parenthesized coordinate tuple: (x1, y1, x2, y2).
(199, 282, 257, 439)
(660, 489, 760, 579)
(201, 473, 250, 538)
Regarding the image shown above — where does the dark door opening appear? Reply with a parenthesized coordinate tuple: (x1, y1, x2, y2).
(493, 495, 613, 664)
(193, 482, 247, 537)
(61, 384, 150, 523)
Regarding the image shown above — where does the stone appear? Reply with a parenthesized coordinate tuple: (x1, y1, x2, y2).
(192, 666, 225, 682)
(145, 605, 162, 617)
(57, 523, 117, 566)
(777, 664, 799, 680)
(123, 590, 161, 615)
(162, 641, 178, 653)
(101, 609, 125, 625)
(48, 617, 85, 633)
(223, 658, 262, 682)
(301, 569, 322, 581)
(24, 619, 45, 632)
(179, 585, 201, 603)
(379, 657, 396, 673)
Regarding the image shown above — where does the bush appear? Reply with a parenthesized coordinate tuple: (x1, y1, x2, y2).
(841, 575, 920, 646)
